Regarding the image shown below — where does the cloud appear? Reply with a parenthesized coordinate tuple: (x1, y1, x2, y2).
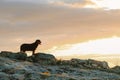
(51, 36, 120, 56)
(0, 0, 120, 52)
(1, 0, 49, 4)
(91, 0, 120, 10)
(49, 0, 95, 8)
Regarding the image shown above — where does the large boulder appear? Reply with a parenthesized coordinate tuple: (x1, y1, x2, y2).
(27, 53, 56, 64)
(0, 51, 27, 60)
(87, 59, 109, 69)
(110, 66, 120, 74)
(70, 58, 109, 69)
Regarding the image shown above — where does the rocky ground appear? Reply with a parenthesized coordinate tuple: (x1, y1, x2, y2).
(0, 51, 120, 80)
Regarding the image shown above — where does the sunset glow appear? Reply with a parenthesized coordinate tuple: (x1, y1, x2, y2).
(91, 0, 120, 10)
(51, 36, 120, 56)
(0, 0, 120, 57)
(49, 0, 120, 10)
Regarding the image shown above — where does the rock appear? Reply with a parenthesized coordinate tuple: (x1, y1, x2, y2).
(0, 72, 9, 80)
(112, 66, 120, 70)
(28, 53, 56, 64)
(71, 59, 87, 68)
(24, 72, 41, 80)
(110, 66, 120, 74)
(87, 59, 109, 69)
(9, 74, 24, 80)
(0, 51, 13, 57)
(0, 51, 27, 60)
(0, 52, 119, 80)
(69, 58, 109, 69)
(56, 60, 71, 65)
(16, 52, 27, 60)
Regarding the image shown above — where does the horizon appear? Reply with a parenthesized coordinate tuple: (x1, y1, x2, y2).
(0, 0, 120, 60)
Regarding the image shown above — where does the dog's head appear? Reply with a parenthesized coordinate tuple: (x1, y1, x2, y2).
(36, 39, 41, 45)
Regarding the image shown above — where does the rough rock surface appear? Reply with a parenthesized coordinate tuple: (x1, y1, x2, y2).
(27, 53, 56, 64)
(57, 58, 109, 69)
(0, 51, 119, 80)
(0, 51, 27, 60)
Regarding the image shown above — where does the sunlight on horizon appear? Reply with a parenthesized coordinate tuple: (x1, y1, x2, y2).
(91, 0, 120, 10)
(48, 0, 120, 10)
(49, 36, 120, 57)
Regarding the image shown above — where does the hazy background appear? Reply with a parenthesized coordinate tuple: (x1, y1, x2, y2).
(0, 0, 120, 55)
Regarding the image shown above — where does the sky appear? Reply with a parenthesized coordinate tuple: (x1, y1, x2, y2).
(0, 0, 120, 56)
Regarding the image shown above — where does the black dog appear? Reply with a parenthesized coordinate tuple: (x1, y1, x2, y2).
(20, 40, 41, 55)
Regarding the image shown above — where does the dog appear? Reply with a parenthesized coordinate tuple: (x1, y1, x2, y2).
(20, 39, 41, 55)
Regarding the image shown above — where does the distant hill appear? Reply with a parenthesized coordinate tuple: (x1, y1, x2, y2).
(56, 54, 120, 67)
